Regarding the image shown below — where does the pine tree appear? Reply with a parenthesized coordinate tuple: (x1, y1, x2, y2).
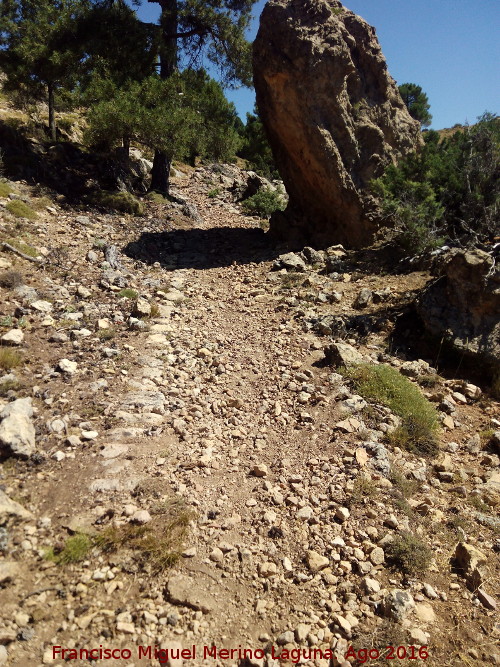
(398, 83, 432, 128)
(77, 0, 157, 89)
(85, 70, 241, 167)
(0, 0, 90, 141)
(143, 0, 258, 194)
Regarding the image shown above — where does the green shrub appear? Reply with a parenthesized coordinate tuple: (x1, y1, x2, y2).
(0, 181, 14, 197)
(94, 500, 192, 572)
(0, 348, 23, 370)
(385, 531, 433, 575)
(97, 327, 116, 340)
(117, 288, 138, 299)
(0, 379, 22, 397)
(344, 363, 440, 457)
(373, 113, 500, 249)
(241, 187, 286, 218)
(145, 192, 167, 203)
(45, 533, 91, 564)
(88, 190, 144, 216)
(348, 476, 379, 506)
(32, 196, 53, 211)
(207, 188, 220, 198)
(0, 271, 23, 289)
(6, 200, 38, 220)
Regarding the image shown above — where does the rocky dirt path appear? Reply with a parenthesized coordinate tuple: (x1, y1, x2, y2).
(0, 168, 499, 667)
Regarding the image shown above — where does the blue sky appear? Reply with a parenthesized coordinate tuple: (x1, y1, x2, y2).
(134, 0, 500, 130)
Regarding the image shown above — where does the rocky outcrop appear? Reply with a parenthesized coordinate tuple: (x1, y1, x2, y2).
(253, 0, 422, 249)
(417, 248, 500, 376)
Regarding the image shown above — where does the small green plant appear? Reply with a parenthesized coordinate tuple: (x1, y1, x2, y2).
(352, 621, 410, 664)
(45, 533, 92, 565)
(0, 181, 14, 197)
(279, 273, 303, 290)
(207, 188, 220, 198)
(393, 497, 417, 519)
(0, 316, 14, 328)
(344, 364, 440, 457)
(0, 271, 24, 289)
(6, 200, 38, 220)
(418, 373, 442, 388)
(385, 531, 432, 575)
(468, 495, 491, 514)
(389, 469, 419, 498)
(145, 191, 167, 203)
(348, 476, 379, 506)
(149, 303, 160, 318)
(389, 415, 440, 458)
(0, 379, 22, 397)
(241, 188, 286, 218)
(32, 196, 53, 211)
(118, 288, 138, 299)
(97, 327, 116, 340)
(95, 503, 192, 572)
(87, 190, 144, 216)
(0, 348, 23, 370)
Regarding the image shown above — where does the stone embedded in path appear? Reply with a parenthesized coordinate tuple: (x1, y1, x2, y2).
(306, 550, 330, 573)
(354, 288, 373, 309)
(99, 443, 129, 459)
(160, 641, 184, 667)
(0, 561, 22, 585)
(166, 575, 215, 613)
(251, 463, 268, 478)
(57, 358, 78, 374)
(89, 479, 123, 493)
(324, 342, 365, 367)
(383, 589, 415, 621)
(414, 603, 436, 624)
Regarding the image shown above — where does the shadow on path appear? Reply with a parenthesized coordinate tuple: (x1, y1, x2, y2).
(122, 225, 283, 270)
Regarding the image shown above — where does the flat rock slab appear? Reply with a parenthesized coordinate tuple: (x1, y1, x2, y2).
(89, 478, 123, 493)
(121, 391, 165, 413)
(99, 443, 129, 459)
(166, 575, 216, 614)
(106, 427, 145, 439)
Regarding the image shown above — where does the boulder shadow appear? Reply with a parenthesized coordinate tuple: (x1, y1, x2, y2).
(122, 225, 283, 270)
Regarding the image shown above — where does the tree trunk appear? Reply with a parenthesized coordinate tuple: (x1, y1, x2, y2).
(150, 0, 178, 194)
(48, 82, 56, 142)
(150, 151, 172, 195)
(123, 135, 130, 158)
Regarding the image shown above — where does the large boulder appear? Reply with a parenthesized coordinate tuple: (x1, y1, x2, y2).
(253, 0, 422, 249)
(417, 248, 500, 376)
